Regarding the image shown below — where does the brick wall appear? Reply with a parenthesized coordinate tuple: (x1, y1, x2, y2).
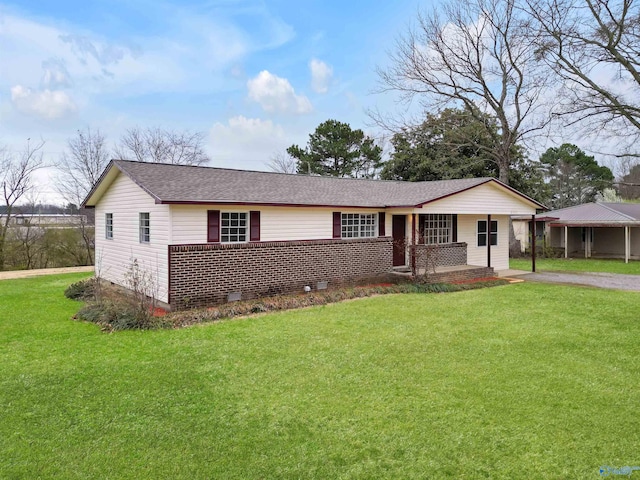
(168, 237, 393, 309)
(420, 267, 495, 284)
(411, 242, 467, 270)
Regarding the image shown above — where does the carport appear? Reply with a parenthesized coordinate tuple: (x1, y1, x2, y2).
(538, 203, 640, 264)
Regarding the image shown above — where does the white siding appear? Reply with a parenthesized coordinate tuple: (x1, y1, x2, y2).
(421, 182, 538, 215)
(457, 214, 510, 270)
(170, 205, 387, 243)
(95, 173, 170, 303)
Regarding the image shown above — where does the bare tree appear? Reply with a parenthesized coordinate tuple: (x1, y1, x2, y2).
(114, 127, 210, 166)
(56, 127, 111, 265)
(527, 0, 640, 154)
(57, 127, 110, 205)
(0, 139, 44, 270)
(377, 0, 551, 184)
(267, 152, 297, 174)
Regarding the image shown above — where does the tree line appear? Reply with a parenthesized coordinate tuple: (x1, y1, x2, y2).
(3, 0, 640, 270)
(276, 0, 640, 205)
(0, 127, 210, 271)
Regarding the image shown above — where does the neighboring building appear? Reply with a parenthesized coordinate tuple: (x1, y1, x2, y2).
(13, 213, 87, 227)
(1, 213, 87, 227)
(536, 202, 640, 262)
(512, 216, 546, 253)
(83, 160, 543, 309)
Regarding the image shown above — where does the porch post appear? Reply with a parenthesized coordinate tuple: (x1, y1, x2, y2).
(411, 214, 416, 275)
(531, 214, 536, 273)
(625, 226, 630, 264)
(487, 214, 491, 268)
(585, 227, 589, 259)
(564, 226, 568, 259)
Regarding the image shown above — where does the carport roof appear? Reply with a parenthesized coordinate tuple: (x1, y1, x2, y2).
(538, 202, 640, 226)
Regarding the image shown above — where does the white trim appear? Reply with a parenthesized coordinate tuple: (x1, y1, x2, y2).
(422, 213, 452, 245)
(221, 211, 249, 244)
(139, 212, 150, 243)
(341, 213, 377, 239)
(105, 213, 113, 240)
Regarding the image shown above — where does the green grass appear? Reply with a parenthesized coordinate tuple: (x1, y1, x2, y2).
(1, 274, 639, 478)
(510, 257, 640, 275)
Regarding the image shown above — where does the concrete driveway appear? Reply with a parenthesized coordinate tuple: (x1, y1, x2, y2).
(519, 271, 640, 292)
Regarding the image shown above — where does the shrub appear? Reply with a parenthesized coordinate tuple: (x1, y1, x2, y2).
(72, 277, 509, 332)
(167, 279, 509, 329)
(75, 300, 169, 332)
(64, 278, 96, 301)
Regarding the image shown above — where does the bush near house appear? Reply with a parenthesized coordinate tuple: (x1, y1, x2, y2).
(71, 277, 509, 332)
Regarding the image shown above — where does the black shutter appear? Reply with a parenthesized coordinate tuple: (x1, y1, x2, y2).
(378, 212, 385, 237)
(333, 212, 342, 238)
(250, 211, 260, 241)
(452, 214, 458, 242)
(207, 210, 220, 242)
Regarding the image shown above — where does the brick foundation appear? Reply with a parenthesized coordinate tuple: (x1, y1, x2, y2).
(411, 242, 467, 270)
(421, 267, 495, 284)
(168, 237, 393, 309)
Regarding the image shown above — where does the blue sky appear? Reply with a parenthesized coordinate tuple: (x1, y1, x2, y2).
(0, 0, 430, 203)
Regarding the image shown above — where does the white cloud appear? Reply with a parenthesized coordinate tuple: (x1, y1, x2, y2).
(10, 85, 76, 120)
(41, 58, 72, 89)
(209, 115, 290, 169)
(247, 70, 312, 114)
(0, 5, 296, 106)
(309, 58, 333, 94)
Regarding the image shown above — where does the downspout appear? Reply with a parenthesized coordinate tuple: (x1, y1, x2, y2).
(531, 215, 536, 273)
(564, 226, 568, 259)
(487, 214, 491, 269)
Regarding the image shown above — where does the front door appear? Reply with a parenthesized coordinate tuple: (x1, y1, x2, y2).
(392, 215, 406, 266)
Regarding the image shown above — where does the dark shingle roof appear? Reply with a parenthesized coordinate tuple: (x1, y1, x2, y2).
(537, 202, 640, 224)
(84, 160, 542, 209)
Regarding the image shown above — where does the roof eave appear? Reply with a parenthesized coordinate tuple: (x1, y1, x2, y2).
(82, 160, 163, 208)
(549, 221, 640, 227)
(160, 200, 390, 209)
(414, 178, 546, 210)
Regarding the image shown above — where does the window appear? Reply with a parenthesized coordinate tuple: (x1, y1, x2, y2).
(341, 213, 376, 238)
(105, 213, 113, 239)
(139, 213, 150, 243)
(477, 220, 497, 247)
(422, 214, 452, 245)
(221, 212, 247, 243)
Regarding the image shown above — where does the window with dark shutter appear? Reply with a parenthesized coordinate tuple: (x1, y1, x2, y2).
(250, 211, 260, 241)
(378, 212, 385, 237)
(477, 220, 497, 246)
(333, 212, 341, 238)
(207, 210, 220, 242)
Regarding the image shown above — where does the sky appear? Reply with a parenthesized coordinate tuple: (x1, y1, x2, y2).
(0, 0, 429, 204)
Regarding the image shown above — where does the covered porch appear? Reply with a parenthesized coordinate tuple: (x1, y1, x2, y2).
(390, 211, 539, 282)
(548, 223, 639, 263)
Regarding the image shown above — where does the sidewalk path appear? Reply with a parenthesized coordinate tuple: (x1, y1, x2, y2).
(0, 266, 94, 281)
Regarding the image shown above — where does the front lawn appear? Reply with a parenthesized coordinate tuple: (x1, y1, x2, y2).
(1, 274, 639, 478)
(510, 257, 640, 275)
